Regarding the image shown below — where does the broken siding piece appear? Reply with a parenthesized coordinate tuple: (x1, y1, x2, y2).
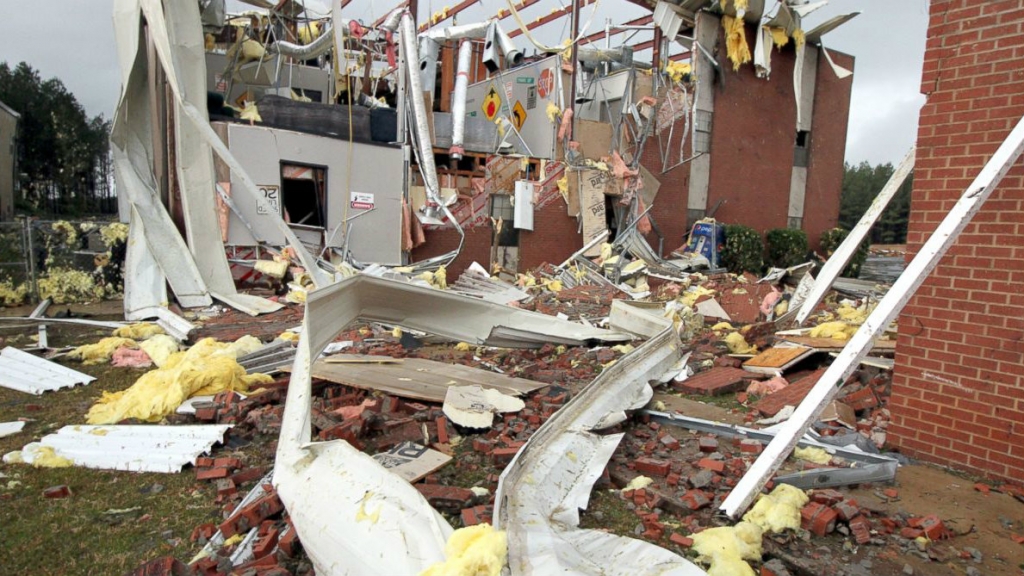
(494, 301, 707, 576)
(0, 347, 96, 395)
(7, 425, 231, 473)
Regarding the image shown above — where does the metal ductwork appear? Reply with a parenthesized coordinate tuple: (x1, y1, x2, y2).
(577, 46, 634, 67)
(495, 26, 524, 68)
(380, 7, 404, 33)
(425, 21, 491, 41)
(418, 36, 441, 94)
(400, 12, 443, 212)
(449, 39, 473, 159)
(269, 23, 342, 59)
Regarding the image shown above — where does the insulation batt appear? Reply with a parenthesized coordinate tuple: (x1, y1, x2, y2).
(742, 484, 809, 533)
(70, 337, 139, 364)
(113, 322, 166, 340)
(86, 336, 270, 424)
(419, 523, 508, 576)
(793, 446, 832, 465)
(724, 332, 757, 354)
(691, 521, 763, 576)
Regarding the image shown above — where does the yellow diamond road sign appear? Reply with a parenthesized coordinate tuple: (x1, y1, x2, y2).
(512, 100, 527, 131)
(482, 87, 501, 121)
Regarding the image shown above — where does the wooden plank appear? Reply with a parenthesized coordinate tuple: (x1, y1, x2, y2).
(292, 355, 544, 403)
(782, 336, 896, 352)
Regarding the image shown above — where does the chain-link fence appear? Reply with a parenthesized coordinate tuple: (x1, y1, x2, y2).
(0, 219, 128, 307)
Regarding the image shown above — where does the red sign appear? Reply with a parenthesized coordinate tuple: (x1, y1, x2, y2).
(538, 68, 554, 99)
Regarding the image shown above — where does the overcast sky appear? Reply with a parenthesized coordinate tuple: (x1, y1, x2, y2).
(0, 0, 926, 166)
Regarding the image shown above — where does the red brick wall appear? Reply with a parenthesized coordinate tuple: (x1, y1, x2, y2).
(887, 0, 1024, 482)
(804, 51, 853, 249)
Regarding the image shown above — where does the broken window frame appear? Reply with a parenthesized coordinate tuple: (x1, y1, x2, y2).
(279, 161, 328, 229)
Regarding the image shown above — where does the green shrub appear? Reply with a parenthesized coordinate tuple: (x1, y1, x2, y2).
(722, 224, 764, 274)
(765, 228, 809, 269)
(820, 227, 869, 278)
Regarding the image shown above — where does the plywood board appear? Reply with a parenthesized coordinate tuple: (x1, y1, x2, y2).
(296, 354, 544, 403)
(638, 163, 661, 206)
(566, 169, 581, 217)
(743, 346, 814, 375)
(577, 119, 613, 161)
(580, 171, 608, 257)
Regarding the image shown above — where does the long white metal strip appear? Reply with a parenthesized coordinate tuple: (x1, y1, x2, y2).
(796, 146, 916, 325)
(721, 116, 1024, 518)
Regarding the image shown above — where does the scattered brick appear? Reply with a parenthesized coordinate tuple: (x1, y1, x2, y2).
(196, 467, 230, 481)
(739, 439, 763, 454)
(696, 458, 725, 473)
(492, 447, 519, 467)
(461, 505, 493, 527)
(848, 515, 872, 545)
(760, 558, 794, 576)
(42, 485, 72, 499)
(415, 484, 476, 512)
(635, 457, 670, 477)
(811, 489, 844, 506)
(801, 502, 837, 537)
(833, 500, 860, 522)
(669, 533, 693, 548)
(698, 437, 719, 453)
(660, 434, 681, 450)
(681, 490, 712, 511)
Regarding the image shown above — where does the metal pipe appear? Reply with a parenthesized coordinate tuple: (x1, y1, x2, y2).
(399, 12, 442, 206)
(269, 23, 343, 59)
(495, 25, 524, 67)
(424, 21, 490, 40)
(449, 39, 472, 158)
(380, 6, 404, 32)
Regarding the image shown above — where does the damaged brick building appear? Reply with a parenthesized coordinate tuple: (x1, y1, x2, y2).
(889, 0, 1024, 483)
(414, 6, 854, 278)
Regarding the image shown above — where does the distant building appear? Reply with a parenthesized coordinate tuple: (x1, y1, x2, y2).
(0, 99, 18, 221)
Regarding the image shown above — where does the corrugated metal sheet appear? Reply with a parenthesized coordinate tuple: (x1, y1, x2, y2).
(14, 424, 232, 473)
(0, 347, 95, 395)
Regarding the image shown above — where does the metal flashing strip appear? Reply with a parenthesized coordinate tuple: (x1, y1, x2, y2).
(721, 116, 1024, 519)
(9, 425, 232, 473)
(275, 274, 630, 575)
(0, 347, 96, 395)
(641, 410, 898, 489)
(494, 302, 707, 576)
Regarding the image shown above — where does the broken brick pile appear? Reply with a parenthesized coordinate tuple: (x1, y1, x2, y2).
(125, 272, 1003, 576)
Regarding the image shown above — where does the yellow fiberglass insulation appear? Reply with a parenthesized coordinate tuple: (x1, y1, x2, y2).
(711, 322, 735, 332)
(691, 521, 763, 576)
(419, 523, 508, 576)
(724, 332, 757, 354)
(794, 446, 832, 465)
(808, 321, 857, 340)
(722, 16, 752, 71)
(69, 337, 139, 364)
(680, 285, 716, 308)
(86, 336, 271, 424)
(770, 27, 789, 48)
(742, 483, 809, 534)
(139, 334, 181, 368)
(113, 323, 165, 340)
